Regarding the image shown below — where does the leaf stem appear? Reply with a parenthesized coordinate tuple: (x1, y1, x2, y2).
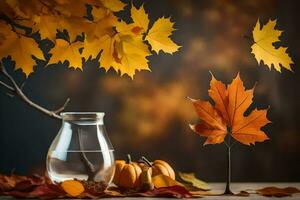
(127, 154, 132, 164)
(224, 130, 234, 195)
(224, 140, 229, 148)
(141, 156, 152, 167)
(224, 145, 233, 195)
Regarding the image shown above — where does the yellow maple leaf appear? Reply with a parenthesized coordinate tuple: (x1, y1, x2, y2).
(5, 0, 31, 19)
(92, 6, 109, 21)
(0, 21, 12, 44)
(48, 39, 83, 69)
(84, 33, 150, 78)
(33, 14, 92, 43)
(251, 19, 294, 72)
(115, 4, 149, 35)
(0, 1, 15, 18)
(82, 34, 118, 72)
(115, 20, 138, 35)
(116, 4, 148, 36)
(59, 16, 94, 42)
(0, 0, 180, 79)
(82, 34, 114, 61)
(100, 0, 126, 12)
(8, 0, 53, 18)
(81, 38, 101, 60)
(32, 15, 60, 41)
(97, 34, 118, 71)
(91, 13, 118, 40)
(145, 17, 180, 54)
(0, 30, 44, 76)
(131, 4, 149, 33)
(114, 34, 151, 78)
(54, 0, 87, 18)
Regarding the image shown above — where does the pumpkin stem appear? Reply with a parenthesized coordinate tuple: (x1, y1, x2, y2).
(126, 154, 132, 163)
(141, 156, 152, 167)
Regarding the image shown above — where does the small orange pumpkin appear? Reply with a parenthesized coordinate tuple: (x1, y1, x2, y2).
(113, 154, 142, 189)
(140, 156, 175, 180)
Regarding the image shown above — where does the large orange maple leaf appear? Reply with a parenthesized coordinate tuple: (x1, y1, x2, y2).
(189, 73, 271, 145)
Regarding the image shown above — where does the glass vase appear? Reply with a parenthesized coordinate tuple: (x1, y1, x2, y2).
(46, 112, 115, 189)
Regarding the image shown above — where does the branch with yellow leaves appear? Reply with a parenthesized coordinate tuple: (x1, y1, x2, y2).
(0, 61, 70, 120)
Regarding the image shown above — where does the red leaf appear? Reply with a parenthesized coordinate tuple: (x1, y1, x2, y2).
(257, 186, 300, 197)
(14, 180, 37, 192)
(5, 184, 65, 199)
(137, 185, 192, 198)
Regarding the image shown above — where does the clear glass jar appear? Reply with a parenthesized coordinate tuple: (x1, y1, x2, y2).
(46, 112, 115, 188)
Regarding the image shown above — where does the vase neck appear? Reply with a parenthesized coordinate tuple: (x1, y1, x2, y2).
(61, 112, 105, 125)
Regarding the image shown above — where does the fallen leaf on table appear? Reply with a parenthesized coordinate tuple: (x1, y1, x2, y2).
(256, 186, 300, 197)
(178, 172, 210, 191)
(105, 185, 192, 198)
(235, 190, 250, 197)
(152, 174, 183, 188)
(189, 190, 212, 197)
(0, 173, 192, 198)
(137, 186, 192, 198)
(251, 19, 294, 72)
(4, 183, 65, 199)
(61, 180, 85, 197)
(0, 174, 44, 192)
(14, 180, 39, 192)
(104, 187, 124, 197)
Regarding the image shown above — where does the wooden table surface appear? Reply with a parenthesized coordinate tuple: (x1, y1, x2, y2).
(0, 183, 299, 199)
(108, 183, 300, 199)
(192, 182, 300, 199)
(110, 183, 300, 200)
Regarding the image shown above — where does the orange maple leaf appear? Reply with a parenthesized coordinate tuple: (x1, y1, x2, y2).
(189, 73, 271, 145)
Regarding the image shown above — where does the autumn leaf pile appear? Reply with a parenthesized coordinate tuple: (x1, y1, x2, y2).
(189, 73, 271, 145)
(0, 0, 180, 78)
(0, 174, 192, 199)
(1, 174, 299, 199)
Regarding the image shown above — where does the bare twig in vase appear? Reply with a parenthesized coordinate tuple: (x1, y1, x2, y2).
(78, 130, 96, 181)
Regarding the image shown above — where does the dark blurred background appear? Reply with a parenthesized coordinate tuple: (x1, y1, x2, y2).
(0, 0, 300, 182)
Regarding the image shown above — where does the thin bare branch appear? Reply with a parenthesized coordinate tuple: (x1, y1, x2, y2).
(20, 81, 26, 90)
(78, 130, 96, 181)
(0, 62, 69, 120)
(6, 92, 15, 98)
(53, 98, 70, 114)
(0, 80, 15, 92)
